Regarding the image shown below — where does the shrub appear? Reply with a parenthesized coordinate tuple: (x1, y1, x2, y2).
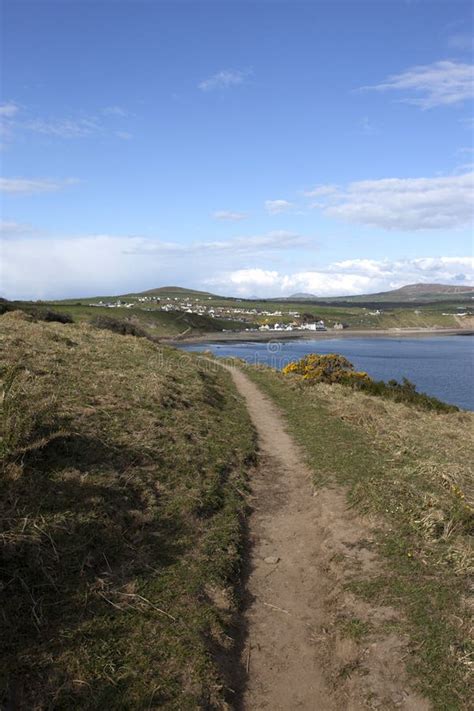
(354, 376, 457, 412)
(283, 353, 370, 385)
(90, 315, 149, 339)
(282, 353, 457, 412)
(0, 301, 73, 324)
(36, 309, 73, 324)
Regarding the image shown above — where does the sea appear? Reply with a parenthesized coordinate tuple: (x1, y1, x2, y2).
(179, 335, 474, 411)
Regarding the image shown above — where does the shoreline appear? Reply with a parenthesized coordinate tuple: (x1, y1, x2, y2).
(163, 327, 474, 346)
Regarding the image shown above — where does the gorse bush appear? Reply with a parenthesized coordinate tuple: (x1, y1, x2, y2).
(282, 353, 458, 412)
(283, 353, 370, 385)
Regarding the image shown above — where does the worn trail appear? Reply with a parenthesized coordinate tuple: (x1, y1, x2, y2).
(220, 363, 430, 711)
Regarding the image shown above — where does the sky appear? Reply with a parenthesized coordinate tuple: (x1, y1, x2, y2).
(1, 0, 473, 299)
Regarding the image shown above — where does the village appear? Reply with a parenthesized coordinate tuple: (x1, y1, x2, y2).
(88, 294, 351, 331)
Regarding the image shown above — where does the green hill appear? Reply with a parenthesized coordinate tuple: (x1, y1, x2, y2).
(129, 285, 217, 298)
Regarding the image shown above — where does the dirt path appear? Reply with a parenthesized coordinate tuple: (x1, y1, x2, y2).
(220, 363, 431, 711)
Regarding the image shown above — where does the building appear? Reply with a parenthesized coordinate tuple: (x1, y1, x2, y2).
(302, 320, 326, 331)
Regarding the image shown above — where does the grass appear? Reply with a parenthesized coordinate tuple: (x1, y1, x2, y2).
(336, 616, 372, 642)
(0, 300, 252, 337)
(0, 311, 257, 709)
(243, 364, 473, 710)
(4, 294, 470, 336)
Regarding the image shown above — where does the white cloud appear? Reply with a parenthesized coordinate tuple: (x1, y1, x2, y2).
(209, 230, 306, 252)
(309, 172, 474, 230)
(102, 105, 129, 117)
(361, 60, 474, 108)
(212, 210, 248, 221)
(265, 199, 294, 215)
(0, 230, 311, 300)
(220, 268, 280, 290)
(2, 227, 471, 300)
(0, 177, 79, 195)
(115, 131, 133, 140)
(23, 117, 100, 138)
(303, 185, 338, 198)
(0, 235, 152, 300)
(198, 69, 248, 91)
(125, 230, 307, 255)
(208, 257, 474, 297)
(0, 102, 19, 118)
(0, 219, 35, 235)
(4, 104, 134, 142)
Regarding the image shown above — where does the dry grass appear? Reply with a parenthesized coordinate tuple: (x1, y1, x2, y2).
(312, 382, 473, 570)
(245, 364, 473, 710)
(0, 313, 256, 709)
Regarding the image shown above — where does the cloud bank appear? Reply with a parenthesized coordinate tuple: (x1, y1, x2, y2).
(208, 257, 474, 297)
(1, 222, 471, 300)
(309, 172, 474, 230)
(0, 230, 309, 300)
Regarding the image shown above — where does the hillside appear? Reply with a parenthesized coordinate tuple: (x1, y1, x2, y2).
(131, 286, 216, 298)
(287, 292, 318, 299)
(326, 283, 474, 304)
(243, 362, 473, 710)
(18, 281, 472, 338)
(1, 311, 472, 709)
(0, 312, 256, 708)
(127, 282, 474, 304)
(0, 300, 251, 337)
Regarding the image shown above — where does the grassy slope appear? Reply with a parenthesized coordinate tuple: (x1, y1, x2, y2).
(258, 304, 462, 329)
(0, 313, 256, 709)
(5, 301, 251, 336)
(243, 365, 473, 711)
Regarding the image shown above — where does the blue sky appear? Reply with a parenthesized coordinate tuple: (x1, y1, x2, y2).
(1, 0, 473, 299)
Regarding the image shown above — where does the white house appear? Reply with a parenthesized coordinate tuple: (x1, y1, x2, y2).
(302, 320, 326, 331)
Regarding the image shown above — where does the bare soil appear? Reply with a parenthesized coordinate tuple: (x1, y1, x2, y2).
(223, 363, 431, 711)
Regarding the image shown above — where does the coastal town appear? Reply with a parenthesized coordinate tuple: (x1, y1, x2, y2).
(88, 293, 351, 331)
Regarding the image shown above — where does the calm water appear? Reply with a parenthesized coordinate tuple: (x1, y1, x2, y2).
(180, 336, 474, 410)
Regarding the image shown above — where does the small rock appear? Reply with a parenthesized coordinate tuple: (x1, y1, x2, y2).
(264, 556, 280, 565)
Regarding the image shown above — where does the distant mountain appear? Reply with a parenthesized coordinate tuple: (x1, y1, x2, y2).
(109, 282, 473, 305)
(287, 292, 318, 299)
(128, 286, 216, 297)
(336, 283, 474, 304)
